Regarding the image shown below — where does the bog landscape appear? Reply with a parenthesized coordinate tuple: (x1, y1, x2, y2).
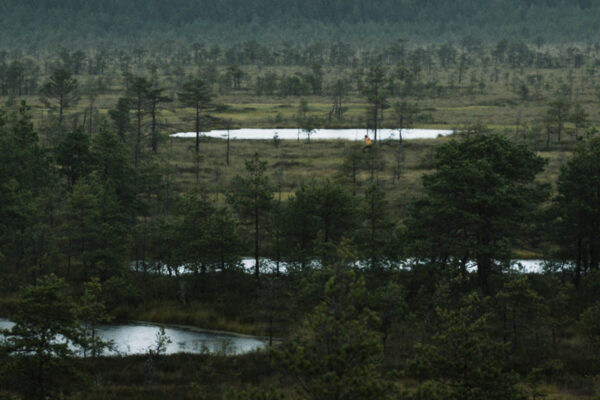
(2, 1, 600, 399)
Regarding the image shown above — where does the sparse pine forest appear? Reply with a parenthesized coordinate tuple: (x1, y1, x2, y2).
(3, 1, 600, 399)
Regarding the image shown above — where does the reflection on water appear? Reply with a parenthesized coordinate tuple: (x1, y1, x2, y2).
(135, 257, 554, 276)
(0, 319, 265, 356)
(0, 319, 15, 331)
(171, 128, 454, 141)
(97, 323, 265, 355)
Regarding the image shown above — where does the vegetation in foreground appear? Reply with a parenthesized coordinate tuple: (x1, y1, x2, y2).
(2, 95, 600, 398)
(3, 14, 600, 398)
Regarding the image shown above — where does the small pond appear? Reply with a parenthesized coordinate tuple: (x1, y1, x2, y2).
(0, 319, 266, 356)
(171, 128, 454, 141)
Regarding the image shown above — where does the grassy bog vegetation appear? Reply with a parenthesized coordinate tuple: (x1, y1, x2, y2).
(3, 1, 600, 399)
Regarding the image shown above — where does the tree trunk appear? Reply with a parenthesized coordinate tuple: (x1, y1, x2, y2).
(476, 255, 491, 294)
(151, 102, 158, 153)
(59, 93, 64, 125)
(590, 226, 599, 271)
(226, 130, 230, 166)
(254, 200, 260, 279)
(575, 233, 582, 288)
(195, 104, 200, 153)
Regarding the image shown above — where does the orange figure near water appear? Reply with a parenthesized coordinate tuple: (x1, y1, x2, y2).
(363, 134, 372, 152)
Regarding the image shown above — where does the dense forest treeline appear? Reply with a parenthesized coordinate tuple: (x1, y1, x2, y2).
(1, 37, 596, 71)
(2, 0, 600, 48)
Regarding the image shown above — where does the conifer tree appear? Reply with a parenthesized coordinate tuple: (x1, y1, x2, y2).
(178, 78, 213, 153)
(41, 68, 79, 125)
(228, 153, 275, 279)
(405, 133, 547, 291)
(1, 275, 80, 400)
(275, 268, 388, 400)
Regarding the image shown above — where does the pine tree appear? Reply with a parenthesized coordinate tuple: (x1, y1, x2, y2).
(405, 133, 548, 292)
(55, 127, 92, 190)
(126, 77, 152, 169)
(359, 183, 394, 271)
(0, 102, 56, 277)
(78, 278, 114, 358)
(552, 138, 600, 283)
(1, 275, 80, 400)
(411, 293, 523, 400)
(108, 97, 132, 143)
(40, 68, 79, 125)
(275, 268, 388, 400)
(147, 86, 171, 154)
(363, 65, 389, 142)
(227, 153, 275, 279)
(178, 78, 213, 154)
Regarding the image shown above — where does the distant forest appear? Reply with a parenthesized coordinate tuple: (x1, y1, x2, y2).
(2, 0, 600, 49)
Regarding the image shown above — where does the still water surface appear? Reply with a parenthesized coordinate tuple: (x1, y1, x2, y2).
(171, 128, 454, 140)
(0, 319, 266, 355)
(135, 258, 551, 275)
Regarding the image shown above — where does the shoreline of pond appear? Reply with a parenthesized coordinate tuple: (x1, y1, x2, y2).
(126, 319, 278, 343)
(170, 127, 455, 141)
(0, 318, 268, 356)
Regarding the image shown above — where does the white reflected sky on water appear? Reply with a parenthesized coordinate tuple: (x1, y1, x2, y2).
(0, 260, 564, 356)
(171, 128, 454, 140)
(0, 319, 265, 356)
(142, 258, 551, 275)
(97, 323, 265, 355)
(0, 319, 14, 331)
